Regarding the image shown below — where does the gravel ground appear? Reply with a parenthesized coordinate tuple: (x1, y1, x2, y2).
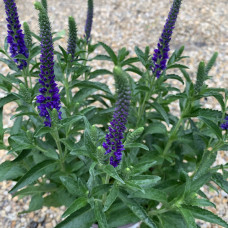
(0, 0, 227, 227)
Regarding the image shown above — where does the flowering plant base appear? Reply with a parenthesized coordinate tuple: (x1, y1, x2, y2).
(0, 0, 228, 228)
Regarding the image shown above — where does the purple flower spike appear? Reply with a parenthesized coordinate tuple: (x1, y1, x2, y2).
(85, 0, 93, 43)
(151, 0, 182, 78)
(103, 66, 131, 167)
(3, 0, 29, 70)
(221, 116, 228, 130)
(35, 2, 61, 127)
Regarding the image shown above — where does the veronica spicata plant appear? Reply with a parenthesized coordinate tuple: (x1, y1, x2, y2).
(0, 0, 227, 227)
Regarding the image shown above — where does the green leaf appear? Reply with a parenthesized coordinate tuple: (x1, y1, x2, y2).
(125, 143, 149, 151)
(61, 115, 83, 127)
(107, 202, 139, 227)
(144, 123, 167, 135)
(101, 165, 125, 184)
(179, 207, 197, 228)
(0, 94, 18, 108)
(94, 200, 108, 228)
(191, 173, 211, 193)
(34, 126, 52, 137)
(187, 108, 222, 120)
(205, 52, 218, 75)
(92, 54, 112, 61)
(132, 161, 157, 175)
(60, 176, 81, 196)
(193, 150, 216, 181)
(176, 46, 185, 59)
(10, 112, 38, 120)
(55, 206, 94, 228)
(212, 173, 228, 194)
(125, 181, 145, 194)
(128, 188, 167, 203)
(188, 198, 216, 208)
(167, 64, 189, 70)
(121, 57, 139, 66)
(151, 102, 169, 125)
(103, 183, 119, 212)
(165, 74, 184, 84)
(119, 191, 157, 228)
(62, 197, 88, 218)
(128, 175, 161, 187)
(13, 184, 57, 197)
(10, 116, 22, 135)
(159, 211, 188, 228)
(9, 160, 57, 193)
(71, 80, 111, 94)
(99, 42, 118, 64)
(118, 47, 129, 62)
(199, 117, 222, 139)
(84, 129, 97, 161)
(182, 205, 228, 227)
(0, 161, 25, 181)
(135, 46, 146, 66)
(20, 194, 43, 214)
(89, 69, 112, 79)
(0, 58, 18, 71)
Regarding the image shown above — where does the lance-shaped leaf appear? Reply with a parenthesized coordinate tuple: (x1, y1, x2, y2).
(9, 160, 57, 193)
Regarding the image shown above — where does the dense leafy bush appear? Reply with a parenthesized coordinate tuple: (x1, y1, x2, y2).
(0, 0, 227, 227)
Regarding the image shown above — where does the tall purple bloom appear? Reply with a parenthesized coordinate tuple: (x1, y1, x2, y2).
(151, 0, 182, 78)
(35, 2, 61, 127)
(3, 0, 29, 70)
(221, 116, 228, 130)
(85, 0, 93, 43)
(102, 66, 131, 167)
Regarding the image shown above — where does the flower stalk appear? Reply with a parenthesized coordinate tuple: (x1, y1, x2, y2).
(151, 0, 182, 78)
(34, 2, 62, 127)
(102, 66, 131, 167)
(3, 0, 29, 70)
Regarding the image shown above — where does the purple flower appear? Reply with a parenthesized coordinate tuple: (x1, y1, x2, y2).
(103, 67, 131, 167)
(151, 0, 182, 78)
(35, 2, 61, 127)
(221, 116, 228, 130)
(85, 0, 93, 43)
(3, 0, 29, 70)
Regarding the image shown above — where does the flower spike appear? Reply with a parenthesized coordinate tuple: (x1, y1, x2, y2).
(3, 0, 29, 70)
(151, 0, 182, 78)
(23, 22, 32, 49)
(34, 2, 61, 127)
(67, 16, 77, 60)
(102, 66, 131, 167)
(85, 0, 94, 43)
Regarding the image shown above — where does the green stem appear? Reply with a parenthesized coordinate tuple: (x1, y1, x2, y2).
(163, 116, 183, 156)
(22, 69, 28, 88)
(102, 174, 110, 204)
(52, 129, 65, 172)
(65, 64, 71, 109)
(163, 98, 192, 157)
(137, 73, 156, 127)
